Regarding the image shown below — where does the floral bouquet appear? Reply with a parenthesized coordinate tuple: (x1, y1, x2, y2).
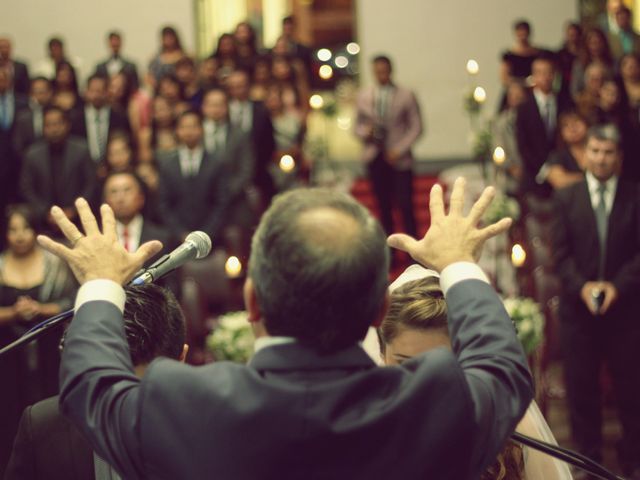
(503, 297, 545, 355)
(206, 311, 255, 363)
(483, 192, 521, 225)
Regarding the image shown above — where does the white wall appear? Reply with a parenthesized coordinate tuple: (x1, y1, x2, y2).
(356, 0, 578, 160)
(2, 0, 196, 84)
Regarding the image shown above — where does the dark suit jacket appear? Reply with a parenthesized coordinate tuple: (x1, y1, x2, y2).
(249, 101, 276, 200)
(12, 108, 41, 155)
(69, 107, 131, 157)
(515, 91, 572, 193)
(12, 61, 31, 96)
(1, 93, 31, 208)
(95, 57, 139, 89)
(4, 396, 94, 480)
(58, 279, 533, 480)
(157, 149, 230, 242)
(552, 178, 640, 319)
(19, 137, 97, 220)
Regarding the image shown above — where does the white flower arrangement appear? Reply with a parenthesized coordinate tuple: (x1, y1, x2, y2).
(206, 311, 255, 363)
(483, 192, 521, 225)
(502, 297, 545, 355)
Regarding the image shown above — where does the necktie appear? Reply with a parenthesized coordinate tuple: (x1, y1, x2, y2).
(543, 99, 553, 137)
(122, 226, 130, 252)
(96, 110, 106, 160)
(0, 96, 7, 130)
(595, 183, 608, 278)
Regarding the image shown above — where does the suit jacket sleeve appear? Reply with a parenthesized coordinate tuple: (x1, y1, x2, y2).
(354, 90, 373, 141)
(611, 183, 640, 298)
(551, 188, 587, 298)
(201, 167, 230, 238)
(157, 158, 185, 236)
(59, 301, 145, 480)
(4, 406, 37, 480)
(227, 133, 255, 199)
(392, 91, 423, 156)
(446, 279, 534, 473)
(19, 149, 49, 220)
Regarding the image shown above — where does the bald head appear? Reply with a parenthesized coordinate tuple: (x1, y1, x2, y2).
(248, 188, 389, 352)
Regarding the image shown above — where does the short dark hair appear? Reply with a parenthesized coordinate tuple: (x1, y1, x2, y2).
(87, 73, 108, 88)
(177, 109, 202, 125)
(283, 15, 295, 25)
(123, 285, 186, 364)
(48, 37, 63, 49)
(248, 188, 389, 353)
(31, 76, 52, 87)
(586, 123, 621, 146)
(108, 30, 122, 40)
(513, 20, 531, 33)
(43, 105, 70, 123)
(103, 170, 147, 199)
(372, 55, 393, 71)
(533, 51, 557, 70)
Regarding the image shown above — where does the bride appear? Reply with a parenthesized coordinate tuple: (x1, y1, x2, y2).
(363, 264, 573, 480)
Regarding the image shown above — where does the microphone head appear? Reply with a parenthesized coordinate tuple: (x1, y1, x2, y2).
(185, 231, 212, 259)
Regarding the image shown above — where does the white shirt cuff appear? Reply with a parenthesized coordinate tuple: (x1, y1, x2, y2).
(74, 279, 126, 314)
(439, 262, 489, 296)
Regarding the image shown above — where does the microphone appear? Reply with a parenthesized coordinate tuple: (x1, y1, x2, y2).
(130, 231, 212, 285)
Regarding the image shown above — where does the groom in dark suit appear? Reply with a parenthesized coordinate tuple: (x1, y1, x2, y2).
(38, 176, 532, 480)
(4, 284, 187, 480)
(552, 124, 640, 478)
(94, 31, 139, 89)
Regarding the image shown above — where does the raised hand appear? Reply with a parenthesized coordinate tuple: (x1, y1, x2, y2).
(37, 198, 163, 285)
(387, 177, 512, 272)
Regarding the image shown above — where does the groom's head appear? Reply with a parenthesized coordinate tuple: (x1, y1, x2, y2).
(246, 188, 390, 353)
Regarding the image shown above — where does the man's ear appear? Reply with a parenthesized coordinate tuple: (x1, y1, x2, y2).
(371, 291, 390, 328)
(244, 278, 262, 323)
(179, 344, 189, 363)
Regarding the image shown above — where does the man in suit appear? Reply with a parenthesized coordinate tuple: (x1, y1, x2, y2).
(4, 284, 188, 480)
(202, 88, 256, 234)
(12, 77, 54, 156)
(227, 69, 276, 206)
(157, 110, 230, 244)
(0, 67, 29, 219)
(94, 31, 139, 90)
(608, 6, 640, 60)
(280, 15, 313, 77)
(70, 74, 130, 163)
(20, 106, 96, 229)
(355, 54, 423, 237)
(516, 54, 571, 196)
(552, 124, 640, 479)
(0, 37, 30, 96)
(37, 177, 532, 479)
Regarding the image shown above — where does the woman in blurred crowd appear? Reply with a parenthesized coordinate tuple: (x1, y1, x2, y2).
(571, 28, 614, 96)
(51, 60, 81, 113)
(148, 26, 185, 86)
(138, 95, 177, 163)
(544, 110, 588, 190)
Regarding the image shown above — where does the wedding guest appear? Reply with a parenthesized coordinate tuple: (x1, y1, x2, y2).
(137, 95, 177, 162)
(552, 124, 640, 478)
(249, 56, 272, 102)
(198, 56, 220, 90)
(51, 61, 81, 114)
(211, 33, 238, 79)
(20, 106, 96, 228)
(608, 6, 640, 61)
(156, 73, 188, 115)
(377, 266, 573, 480)
(279, 15, 312, 76)
(543, 110, 588, 190)
(619, 53, 640, 110)
(108, 71, 152, 139)
(175, 56, 203, 110)
(0, 204, 76, 473)
(12, 77, 53, 156)
(500, 19, 541, 111)
(33, 37, 81, 81)
(147, 26, 184, 87)
(234, 22, 260, 72)
(0, 37, 30, 96)
(557, 23, 583, 96)
(570, 28, 614, 97)
(271, 55, 310, 116)
(94, 31, 139, 90)
(574, 62, 610, 124)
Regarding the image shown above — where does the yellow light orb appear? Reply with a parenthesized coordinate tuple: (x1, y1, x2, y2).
(309, 94, 324, 109)
(511, 244, 526, 268)
(319, 64, 334, 80)
(466, 59, 479, 75)
(279, 154, 295, 172)
(317, 48, 332, 62)
(493, 146, 506, 165)
(473, 86, 487, 103)
(337, 116, 352, 130)
(346, 42, 360, 55)
(225, 256, 242, 278)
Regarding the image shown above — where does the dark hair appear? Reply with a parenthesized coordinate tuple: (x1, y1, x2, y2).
(155, 73, 185, 100)
(108, 30, 122, 40)
(160, 26, 183, 51)
(532, 51, 557, 70)
(513, 20, 531, 33)
(177, 108, 203, 125)
(579, 27, 614, 68)
(586, 123, 621, 146)
(53, 60, 79, 95)
(203, 87, 228, 101)
(103, 169, 147, 198)
(283, 15, 295, 25)
(48, 37, 63, 49)
(213, 33, 238, 60)
(372, 55, 393, 71)
(87, 73, 108, 88)
(176, 56, 195, 69)
(378, 277, 447, 355)
(31, 76, 51, 87)
(5, 204, 42, 235)
(43, 105, 70, 123)
(248, 188, 389, 353)
(617, 5, 632, 17)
